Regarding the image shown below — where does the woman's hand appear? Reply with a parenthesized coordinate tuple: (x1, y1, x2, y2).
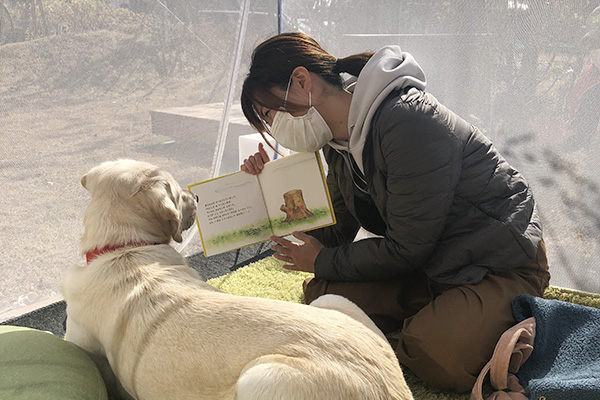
(241, 142, 270, 175)
(270, 231, 323, 273)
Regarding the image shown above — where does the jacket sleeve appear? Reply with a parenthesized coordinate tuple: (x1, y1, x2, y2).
(315, 93, 463, 281)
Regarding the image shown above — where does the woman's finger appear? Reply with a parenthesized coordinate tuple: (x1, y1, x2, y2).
(252, 154, 264, 170)
(270, 235, 293, 248)
(246, 155, 257, 172)
(273, 252, 293, 263)
(292, 231, 312, 242)
(258, 142, 270, 163)
(270, 243, 288, 255)
(242, 155, 259, 175)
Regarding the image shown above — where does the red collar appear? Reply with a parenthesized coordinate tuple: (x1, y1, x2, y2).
(85, 242, 155, 264)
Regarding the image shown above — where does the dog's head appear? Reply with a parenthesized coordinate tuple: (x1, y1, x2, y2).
(80, 159, 197, 252)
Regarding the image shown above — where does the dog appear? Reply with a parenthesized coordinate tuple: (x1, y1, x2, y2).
(61, 159, 413, 400)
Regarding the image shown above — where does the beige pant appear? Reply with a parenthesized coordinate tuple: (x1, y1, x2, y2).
(304, 241, 550, 392)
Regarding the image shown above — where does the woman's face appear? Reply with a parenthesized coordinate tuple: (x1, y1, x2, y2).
(254, 81, 311, 128)
(255, 104, 276, 128)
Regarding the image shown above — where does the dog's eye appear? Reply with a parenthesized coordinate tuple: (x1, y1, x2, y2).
(195, 195, 199, 203)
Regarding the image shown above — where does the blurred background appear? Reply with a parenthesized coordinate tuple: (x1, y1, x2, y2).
(1, 0, 599, 317)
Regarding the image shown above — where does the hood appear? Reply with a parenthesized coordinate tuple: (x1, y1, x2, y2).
(333, 46, 426, 173)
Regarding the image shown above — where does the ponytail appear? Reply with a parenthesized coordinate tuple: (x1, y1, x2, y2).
(333, 52, 374, 77)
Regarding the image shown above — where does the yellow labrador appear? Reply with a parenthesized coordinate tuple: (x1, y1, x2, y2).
(62, 159, 413, 400)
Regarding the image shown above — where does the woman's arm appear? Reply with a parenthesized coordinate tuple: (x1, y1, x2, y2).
(315, 94, 463, 281)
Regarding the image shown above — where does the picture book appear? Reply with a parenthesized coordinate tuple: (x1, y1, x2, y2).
(188, 151, 336, 256)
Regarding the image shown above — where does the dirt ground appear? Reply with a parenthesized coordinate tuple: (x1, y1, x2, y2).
(0, 30, 247, 314)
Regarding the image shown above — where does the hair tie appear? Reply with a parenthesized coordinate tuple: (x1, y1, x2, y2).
(333, 57, 342, 73)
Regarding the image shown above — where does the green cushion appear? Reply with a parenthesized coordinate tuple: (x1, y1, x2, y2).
(0, 325, 107, 400)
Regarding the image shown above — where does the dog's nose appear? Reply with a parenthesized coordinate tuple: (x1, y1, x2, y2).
(195, 194, 199, 203)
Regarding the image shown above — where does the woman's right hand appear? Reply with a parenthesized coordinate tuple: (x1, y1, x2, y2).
(240, 142, 270, 175)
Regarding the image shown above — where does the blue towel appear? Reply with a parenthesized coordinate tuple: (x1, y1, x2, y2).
(512, 294, 600, 400)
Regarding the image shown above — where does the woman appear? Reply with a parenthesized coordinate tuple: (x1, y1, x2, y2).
(240, 32, 550, 392)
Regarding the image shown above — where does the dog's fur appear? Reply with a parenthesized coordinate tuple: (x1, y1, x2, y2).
(61, 159, 413, 400)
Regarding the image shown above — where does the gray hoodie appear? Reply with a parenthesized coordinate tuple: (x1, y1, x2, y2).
(329, 46, 427, 173)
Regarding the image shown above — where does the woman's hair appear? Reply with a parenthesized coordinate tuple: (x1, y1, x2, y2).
(241, 32, 373, 150)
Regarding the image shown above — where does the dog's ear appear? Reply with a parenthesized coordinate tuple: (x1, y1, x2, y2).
(81, 174, 88, 190)
(159, 197, 182, 243)
(155, 180, 183, 243)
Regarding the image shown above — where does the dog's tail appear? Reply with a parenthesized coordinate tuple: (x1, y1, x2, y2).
(309, 294, 387, 342)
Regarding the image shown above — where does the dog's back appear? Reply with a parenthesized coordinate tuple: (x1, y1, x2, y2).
(66, 251, 412, 399)
(111, 264, 411, 400)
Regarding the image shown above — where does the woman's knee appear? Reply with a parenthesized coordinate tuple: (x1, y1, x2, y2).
(302, 277, 327, 304)
(395, 320, 482, 392)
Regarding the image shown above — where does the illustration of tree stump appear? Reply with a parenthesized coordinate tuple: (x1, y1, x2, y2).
(280, 189, 314, 223)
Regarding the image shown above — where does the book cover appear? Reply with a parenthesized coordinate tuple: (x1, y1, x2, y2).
(188, 152, 336, 256)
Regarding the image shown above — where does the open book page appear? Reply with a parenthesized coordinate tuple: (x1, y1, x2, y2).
(258, 152, 335, 237)
(189, 172, 271, 256)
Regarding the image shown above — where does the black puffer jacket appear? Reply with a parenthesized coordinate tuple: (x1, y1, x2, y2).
(309, 87, 543, 285)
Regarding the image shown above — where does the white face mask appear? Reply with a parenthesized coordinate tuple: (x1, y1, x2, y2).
(270, 76, 333, 153)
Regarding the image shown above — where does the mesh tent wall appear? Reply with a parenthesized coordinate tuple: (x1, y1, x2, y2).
(1, 0, 599, 318)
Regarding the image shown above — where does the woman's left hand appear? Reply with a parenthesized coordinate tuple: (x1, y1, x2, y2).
(270, 231, 323, 273)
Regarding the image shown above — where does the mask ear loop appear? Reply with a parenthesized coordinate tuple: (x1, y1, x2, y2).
(283, 75, 292, 110)
(283, 74, 312, 110)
